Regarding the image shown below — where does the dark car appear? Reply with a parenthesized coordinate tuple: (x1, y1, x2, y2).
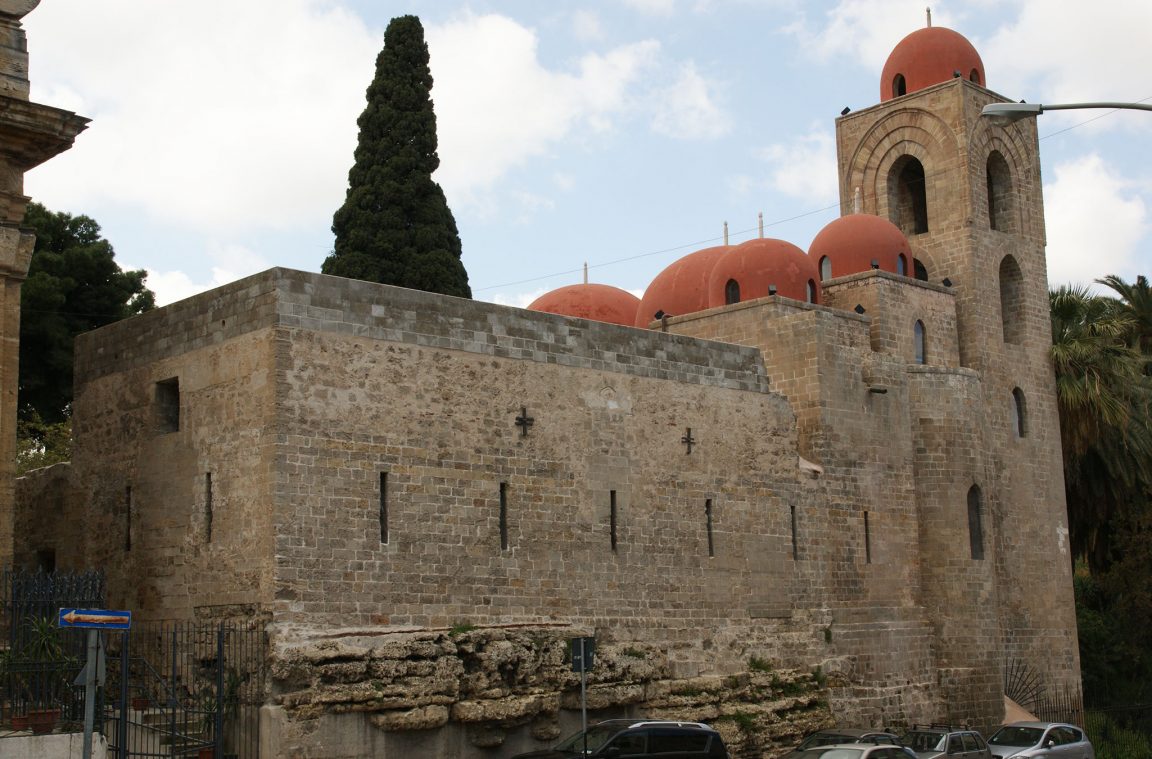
(902, 725, 991, 759)
(510, 719, 730, 758)
(783, 729, 905, 756)
(986, 721, 1095, 759)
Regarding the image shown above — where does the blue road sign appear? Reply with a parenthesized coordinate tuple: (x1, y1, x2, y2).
(59, 608, 132, 630)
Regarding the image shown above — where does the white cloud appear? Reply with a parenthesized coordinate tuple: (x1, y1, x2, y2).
(128, 240, 271, 306)
(786, 0, 952, 68)
(426, 13, 661, 208)
(571, 10, 604, 42)
(983, 0, 1152, 112)
(753, 124, 838, 204)
(487, 287, 551, 309)
(620, 0, 677, 15)
(1043, 154, 1148, 289)
(24, 0, 378, 233)
(650, 62, 729, 140)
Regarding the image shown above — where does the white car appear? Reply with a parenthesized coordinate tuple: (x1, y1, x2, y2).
(986, 722, 1095, 759)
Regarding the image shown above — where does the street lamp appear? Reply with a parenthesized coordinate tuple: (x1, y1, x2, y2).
(982, 101, 1152, 125)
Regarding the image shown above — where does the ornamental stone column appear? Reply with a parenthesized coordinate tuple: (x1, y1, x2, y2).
(0, 0, 88, 566)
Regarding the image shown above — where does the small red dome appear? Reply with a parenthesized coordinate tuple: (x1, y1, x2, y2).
(528, 283, 641, 327)
(809, 214, 912, 279)
(635, 245, 729, 326)
(706, 238, 820, 307)
(881, 26, 984, 102)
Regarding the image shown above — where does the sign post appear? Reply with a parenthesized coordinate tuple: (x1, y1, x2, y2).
(60, 608, 132, 758)
(570, 636, 595, 755)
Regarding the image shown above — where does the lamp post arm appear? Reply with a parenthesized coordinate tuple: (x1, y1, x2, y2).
(1040, 102, 1152, 113)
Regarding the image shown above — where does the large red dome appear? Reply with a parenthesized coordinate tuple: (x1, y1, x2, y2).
(527, 283, 641, 327)
(881, 26, 984, 102)
(707, 238, 820, 307)
(809, 214, 912, 279)
(634, 245, 729, 327)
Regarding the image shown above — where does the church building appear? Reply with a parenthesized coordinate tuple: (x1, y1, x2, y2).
(11, 14, 1081, 758)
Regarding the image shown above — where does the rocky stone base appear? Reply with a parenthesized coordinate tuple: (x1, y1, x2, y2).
(269, 624, 836, 758)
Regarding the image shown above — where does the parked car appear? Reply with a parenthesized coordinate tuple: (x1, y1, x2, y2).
(510, 718, 731, 758)
(986, 721, 1095, 759)
(787, 744, 920, 759)
(901, 725, 992, 759)
(782, 729, 906, 757)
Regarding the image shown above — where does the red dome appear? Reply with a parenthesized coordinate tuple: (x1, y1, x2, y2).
(635, 245, 729, 327)
(809, 214, 912, 279)
(706, 238, 820, 307)
(881, 26, 984, 102)
(527, 283, 641, 327)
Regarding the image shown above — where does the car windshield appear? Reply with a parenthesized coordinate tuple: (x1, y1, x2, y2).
(554, 723, 620, 752)
(800, 733, 859, 749)
(903, 731, 946, 752)
(988, 726, 1044, 746)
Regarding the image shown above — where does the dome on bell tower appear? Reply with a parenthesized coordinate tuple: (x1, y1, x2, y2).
(881, 23, 984, 102)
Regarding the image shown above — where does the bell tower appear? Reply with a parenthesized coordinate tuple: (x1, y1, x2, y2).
(833, 17, 1081, 721)
(0, 0, 89, 565)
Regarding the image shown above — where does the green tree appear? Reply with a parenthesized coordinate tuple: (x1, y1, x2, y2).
(19, 202, 155, 426)
(1049, 284, 1152, 569)
(322, 15, 470, 298)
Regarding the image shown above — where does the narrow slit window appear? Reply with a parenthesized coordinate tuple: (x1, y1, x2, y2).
(204, 472, 213, 543)
(914, 320, 927, 365)
(806, 279, 817, 304)
(968, 485, 985, 560)
(379, 472, 389, 544)
(1012, 387, 1027, 438)
(499, 482, 509, 551)
(863, 511, 872, 564)
(819, 256, 832, 281)
(125, 485, 133, 552)
(610, 490, 618, 552)
(705, 499, 714, 557)
(790, 504, 798, 560)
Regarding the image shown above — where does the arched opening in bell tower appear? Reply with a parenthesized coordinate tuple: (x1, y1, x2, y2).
(999, 254, 1025, 344)
(986, 151, 1016, 233)
(888, 156, 928, 235)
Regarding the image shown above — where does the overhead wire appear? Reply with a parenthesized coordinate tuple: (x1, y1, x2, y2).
(473, 98, 1152, 295)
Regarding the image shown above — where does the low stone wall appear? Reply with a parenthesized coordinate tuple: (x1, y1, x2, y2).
(0, 731, 107, 759)
(267, 625, 833, 758)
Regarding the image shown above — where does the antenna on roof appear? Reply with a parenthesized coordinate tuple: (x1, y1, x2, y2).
(758, 212, 764, 238)
(583, 262, 588, 284)
(723, 221, 729, 245)
(926, 7, 932, 27)
(853, 186, 862, 214)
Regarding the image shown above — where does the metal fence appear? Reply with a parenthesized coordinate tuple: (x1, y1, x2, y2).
(104, 620, 267, 759)
(1, 568, 267, 757)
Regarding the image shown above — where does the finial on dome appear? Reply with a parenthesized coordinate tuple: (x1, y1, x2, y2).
(853, 187, 862, 214)
(723, 221, 729, 246)
(926, 7, 932, 27)
(583, 262, 588, 285)
(758, 212, 764, 239)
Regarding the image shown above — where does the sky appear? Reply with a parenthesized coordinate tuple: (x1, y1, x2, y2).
(20, 0, 1152, 308)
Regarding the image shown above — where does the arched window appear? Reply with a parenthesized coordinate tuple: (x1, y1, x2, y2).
(999, 255, 1025, 344)
(819, 256, 832, 281)
(970, 69, 981, 85)
(987, 151, 1016, 233)
(913, 258, 928, 281)
(897, 254, 907, 276)
(967, 485, 985, 560)
(888, 156, 928, 235)
(725, 278, 740, 305)
(893, 73, 907, 97)
(806, 279, 817, 304)
(1012, 387, 1027, 438)
(914, 320, 926, 365)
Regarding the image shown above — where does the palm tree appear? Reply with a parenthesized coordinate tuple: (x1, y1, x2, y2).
(1050, 284, 1152, 569)
(1098, 274, 1152, 367)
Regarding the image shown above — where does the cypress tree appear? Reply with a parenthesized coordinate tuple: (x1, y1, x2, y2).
(323, 15, 471, 298)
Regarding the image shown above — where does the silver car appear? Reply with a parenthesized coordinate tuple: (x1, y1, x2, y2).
(986, 722, 1095, 759)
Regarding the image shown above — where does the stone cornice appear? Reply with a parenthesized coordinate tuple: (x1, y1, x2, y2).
(0, 95, 88, 170)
